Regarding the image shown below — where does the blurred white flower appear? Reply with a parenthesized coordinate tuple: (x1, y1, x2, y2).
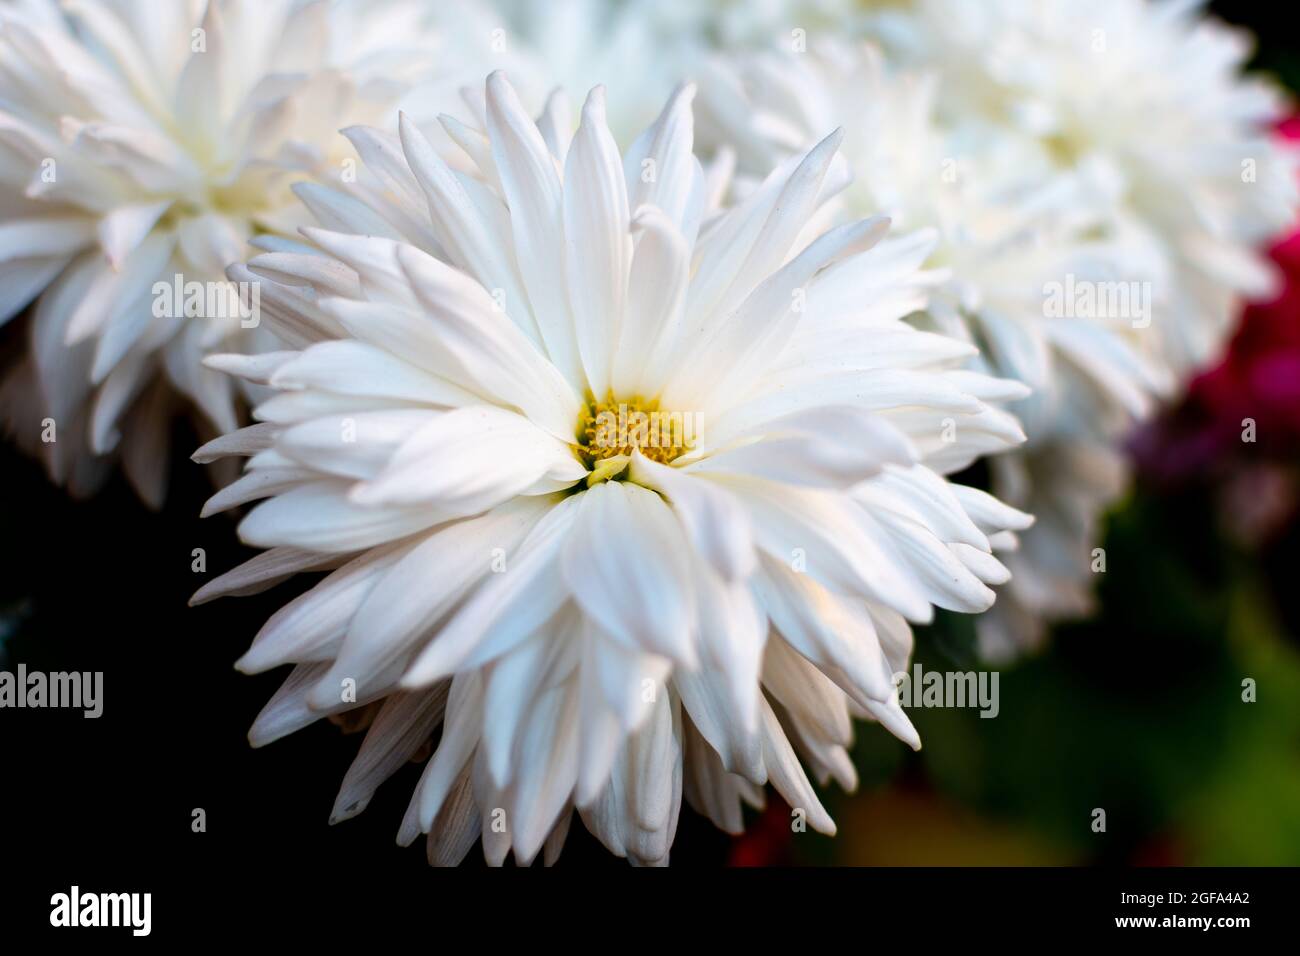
(0, 0, 472, 504)
(882, 0, 1300, 374)
(418, 0, 706, 146)
(697, 38, 1178, 657)
(195, 73, 1032, 865)
(450, 0, 869, 146)
(871, 0, 1300, 654)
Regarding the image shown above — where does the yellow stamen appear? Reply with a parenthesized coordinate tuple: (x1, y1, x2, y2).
(576, 392, 690, 467)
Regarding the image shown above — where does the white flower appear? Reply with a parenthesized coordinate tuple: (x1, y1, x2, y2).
(697, 39, 1174, 657)
(882, 0, 1300, 374)
(0, 0, 465, 504)
(874, 0, 1300, 653)
(196, 73, 1032, 865)
(435, 0, 711, 146)
(451, 0, 868, 147)
(700, 42, 1173, 423)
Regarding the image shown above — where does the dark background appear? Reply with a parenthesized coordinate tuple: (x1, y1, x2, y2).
(1, 3, 1297, 909)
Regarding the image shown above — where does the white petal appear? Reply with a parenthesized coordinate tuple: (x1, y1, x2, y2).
(611, 206, 690, 395)
(239, 480, 446, 552)
(293, 183, 403, 240)
(350, 405, 585, 512)
(395, 113, 540, 347)
(270, 340, 472, 408)
(628, 452, 756, 582)
(562, 481, 697, 665)
(277, 409, 435, 481)
(411, 672, 484, 831)
(235, 544, 410, 675)
(402, 495, 579, 685)
(484, 71, 581, 385)
(393, 243, 581, 439)
(623, 83, 700, 239)
(759, 698, 835, 836)
(691, 404, 916, 488)
(190, 546, 342, 606)
(564, 86, 631, 397)
(331, 688, 448, 824)
(326, 498, 551, 699)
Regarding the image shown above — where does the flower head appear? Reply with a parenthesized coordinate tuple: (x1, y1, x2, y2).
(197, 73, 1032, 864)
(0, 0, 461, 503)
(884, 0, 1300, 373)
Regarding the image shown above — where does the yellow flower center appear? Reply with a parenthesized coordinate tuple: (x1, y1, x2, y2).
(576, 393, 694, 467)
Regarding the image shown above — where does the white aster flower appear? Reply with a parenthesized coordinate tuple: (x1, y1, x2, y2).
(0, 0, 466, 504)
(195, 73, 1032, 865)
(697, 39, 1174, 657)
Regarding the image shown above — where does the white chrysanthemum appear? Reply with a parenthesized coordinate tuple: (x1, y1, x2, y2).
(0, 0, 468, 504)
(429, 0, 707, 146)
(449, 0, 869, 147)
(696, 40, 1176, 657)
(195, 73, 1032, 865)
(873, 0, 1299, 653)
(664, 0, 872, 50)
(881, 0, 1300, 374)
